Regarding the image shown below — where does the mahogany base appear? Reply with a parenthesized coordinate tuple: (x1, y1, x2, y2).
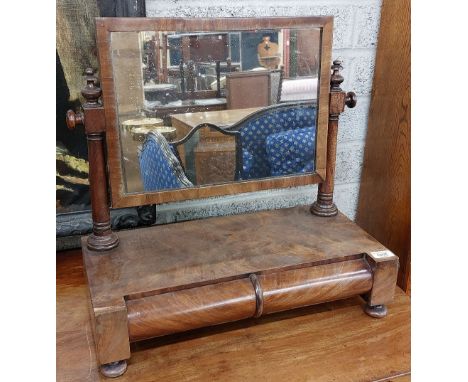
(100, 361, 127, 378)
(364, 304, 388, 318)
(82, 206, 398, 376)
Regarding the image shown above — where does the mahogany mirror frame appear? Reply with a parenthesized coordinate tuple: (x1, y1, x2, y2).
(95, 16, 334, 208)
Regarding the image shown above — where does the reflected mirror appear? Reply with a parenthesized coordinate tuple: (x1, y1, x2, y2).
(110, 28, 322, 193)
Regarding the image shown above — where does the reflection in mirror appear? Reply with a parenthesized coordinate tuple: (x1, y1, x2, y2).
(110, 28, 321, 193)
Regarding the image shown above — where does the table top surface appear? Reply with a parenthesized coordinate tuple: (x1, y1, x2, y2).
(82, 206, 387, 304)
(171, 107, 261, 128)
(57, 249, 411, 382)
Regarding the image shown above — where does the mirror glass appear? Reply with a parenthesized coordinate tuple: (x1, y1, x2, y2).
(110, 28, 321, 193)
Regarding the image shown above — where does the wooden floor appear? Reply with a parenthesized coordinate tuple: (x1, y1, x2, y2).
(57, 249, 410, 382)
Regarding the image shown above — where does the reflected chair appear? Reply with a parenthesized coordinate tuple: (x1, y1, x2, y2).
(265, 127, 316, 176)
(138, 131, 193, 191)
(231, 102, 316, 180)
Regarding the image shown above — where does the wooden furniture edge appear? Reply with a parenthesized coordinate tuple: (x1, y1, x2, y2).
(89, 298, 131, 365)
(363, 250, 400, 317)
(84, 264, 130, 375)
(83, 244, 398, 373)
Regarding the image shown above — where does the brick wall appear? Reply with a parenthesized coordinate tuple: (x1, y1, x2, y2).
(146, 0, 382, 222)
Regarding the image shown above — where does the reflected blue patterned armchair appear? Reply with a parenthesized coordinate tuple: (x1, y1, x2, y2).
(266, 127, 316, 176)
(235, 103, 316, 180)
(138, 131, 193, 191)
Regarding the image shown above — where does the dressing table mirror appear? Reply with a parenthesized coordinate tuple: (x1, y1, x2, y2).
(66, 17, 398, 378)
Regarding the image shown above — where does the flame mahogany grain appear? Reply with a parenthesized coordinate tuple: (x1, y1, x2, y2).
(126, 258, 374, 342)
(127, 278, 256, 341)
(259, 258, 373, 315)
(82, 205, 399, 371)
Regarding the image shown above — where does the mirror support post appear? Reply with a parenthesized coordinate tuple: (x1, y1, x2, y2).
(66, 68, 119, 251)
(311, 60, 357, 217)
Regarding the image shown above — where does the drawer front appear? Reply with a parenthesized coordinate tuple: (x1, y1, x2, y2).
(260, 259, 373, 315)
(126, 258, 373, 342)
(127, 278, 256, 342)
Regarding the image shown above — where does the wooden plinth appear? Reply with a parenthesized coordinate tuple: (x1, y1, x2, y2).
(82, 206, 398, 372)
(57, 250, 410, 382)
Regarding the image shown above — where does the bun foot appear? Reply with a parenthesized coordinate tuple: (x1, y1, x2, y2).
(364, 304, 388, 318)
(100, 360, 127, 378)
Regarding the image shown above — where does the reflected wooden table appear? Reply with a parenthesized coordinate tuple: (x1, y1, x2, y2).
(171, 107, 260, 185)
(145, 97, 227, 125)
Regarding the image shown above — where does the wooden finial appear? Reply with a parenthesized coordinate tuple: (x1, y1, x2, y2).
(65, 68, 99, 129)
(82, 68, 101, 106)
(330, 59, 344, 92)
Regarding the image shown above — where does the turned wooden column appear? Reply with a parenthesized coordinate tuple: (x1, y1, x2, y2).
(66, 68, 119, 251)
(311, 59, 357, 217)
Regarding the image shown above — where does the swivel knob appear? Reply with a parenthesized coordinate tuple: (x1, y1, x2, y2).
(66, 109, 84, 130)
(345, 92, 357, 108)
